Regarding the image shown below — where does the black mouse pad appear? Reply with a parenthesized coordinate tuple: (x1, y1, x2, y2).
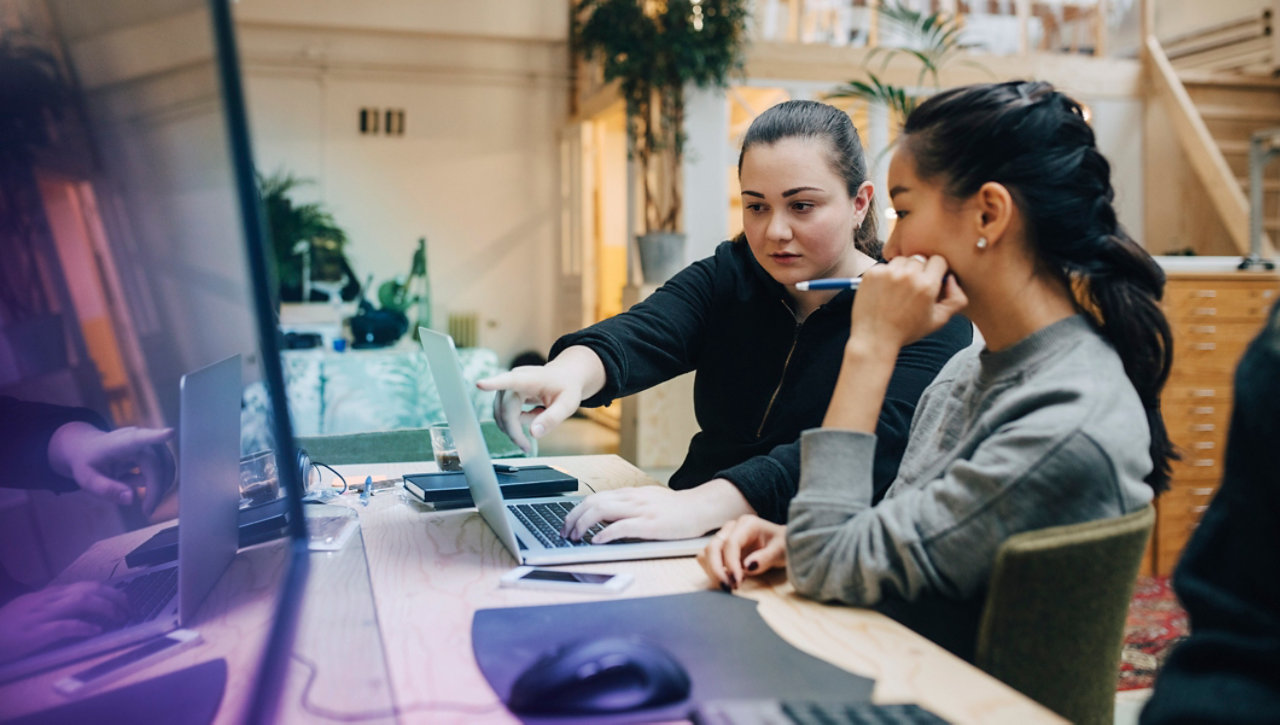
(472, 590, 874, 725)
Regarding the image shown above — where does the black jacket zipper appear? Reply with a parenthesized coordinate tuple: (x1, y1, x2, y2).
(756, 300, 806, 438)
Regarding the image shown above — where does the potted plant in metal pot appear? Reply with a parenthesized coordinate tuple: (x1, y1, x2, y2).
(257, 170, 359, 304)
(574, 0, 748, 283)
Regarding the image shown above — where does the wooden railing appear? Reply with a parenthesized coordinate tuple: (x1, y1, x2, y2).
(1145, 34, 1276, 257)
(750, 0, 1115, 57)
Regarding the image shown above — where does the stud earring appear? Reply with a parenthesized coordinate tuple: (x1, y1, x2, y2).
(976, 237, 989, 249)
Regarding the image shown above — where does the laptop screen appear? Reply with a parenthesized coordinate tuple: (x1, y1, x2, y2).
(0, 0, 307, 720)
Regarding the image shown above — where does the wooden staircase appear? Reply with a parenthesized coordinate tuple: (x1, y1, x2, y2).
(1146, 1, 1280, 257)
(1182, 73, 1280, 248)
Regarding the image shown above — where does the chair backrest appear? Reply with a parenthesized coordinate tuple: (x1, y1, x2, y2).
(975, 504, 1155, 725)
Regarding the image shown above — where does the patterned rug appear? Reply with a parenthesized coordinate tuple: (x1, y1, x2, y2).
(1119, 575, 1189, 691)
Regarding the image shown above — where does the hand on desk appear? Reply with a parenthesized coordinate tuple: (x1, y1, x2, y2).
(0, 582, 130, 665)
(698, 514, 787, 590)
(561, 479, 754, 544)
(48, 423, 176, 516)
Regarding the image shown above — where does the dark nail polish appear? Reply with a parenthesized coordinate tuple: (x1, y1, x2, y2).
(719, 582, 731, 593)
(747, 561, 758, 572)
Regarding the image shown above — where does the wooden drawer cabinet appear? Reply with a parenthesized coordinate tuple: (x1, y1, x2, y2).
(1164, 283, 1278, 319)
(1153, 271, 1279, 575)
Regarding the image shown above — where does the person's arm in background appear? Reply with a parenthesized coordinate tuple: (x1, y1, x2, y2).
(714, 314, 973, 523)
(0, 396, 175, 515)
(0, 397, 171, 663)
(47, 423, 175, 516)
(1, 396, 108, 493)
(1140, 305, 1280, 725)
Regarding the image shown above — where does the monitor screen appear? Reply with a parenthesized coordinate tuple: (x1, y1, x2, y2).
(0, 0, 307, 720)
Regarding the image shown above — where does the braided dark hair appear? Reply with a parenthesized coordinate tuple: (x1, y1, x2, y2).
(738, 100, 882, 257)
(902, 80, 1175, 493)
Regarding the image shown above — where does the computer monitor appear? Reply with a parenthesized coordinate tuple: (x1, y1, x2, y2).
(207, 2, 310, 722)
(0, 0, 307, 721)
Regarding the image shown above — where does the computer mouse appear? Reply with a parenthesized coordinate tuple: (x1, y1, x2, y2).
(506, 635, 691, 715)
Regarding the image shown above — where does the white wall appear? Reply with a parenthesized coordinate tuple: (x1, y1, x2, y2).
(1086, 97, 1145, 245)
(234, 1, 570, 362)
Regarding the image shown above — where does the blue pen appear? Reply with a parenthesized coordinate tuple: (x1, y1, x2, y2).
(795, 277, 861, 291)
(360, 475, 371, 506)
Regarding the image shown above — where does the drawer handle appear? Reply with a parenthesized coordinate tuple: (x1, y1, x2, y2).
(1193, 290, 1218, 298)
(1192, 308, 1217, 316)
(1190, 325, 1217, 334)
(1193, 342, 1217, 351)
(1192, 459, 1215, 467)
(1191, 487, 1215, 495)
(1191, 423, 1216, 432)
(1193, 407, 1215, 415)
(1192, 505, 1209, 514)
(1191, 389, 1217, 397)
(1193, 441, 1216, 450)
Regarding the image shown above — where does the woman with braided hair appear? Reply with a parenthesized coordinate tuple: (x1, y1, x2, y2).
(700, 80, 1175, 659)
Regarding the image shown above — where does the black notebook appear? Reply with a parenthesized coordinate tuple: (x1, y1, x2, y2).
(403, 465, 578, 506)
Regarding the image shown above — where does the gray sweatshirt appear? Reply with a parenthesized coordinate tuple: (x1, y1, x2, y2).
(786, 315, 1154, 649)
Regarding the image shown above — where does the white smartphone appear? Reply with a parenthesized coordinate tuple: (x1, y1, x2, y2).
(54, 629, 202, 696)
(499, 566, 633, 594)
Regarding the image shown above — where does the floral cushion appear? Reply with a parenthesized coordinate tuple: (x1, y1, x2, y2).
(241, 345, 501, 453)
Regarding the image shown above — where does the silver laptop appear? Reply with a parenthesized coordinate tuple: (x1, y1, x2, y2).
(0, 355, 242, 683)
(418, 328, 710, 565)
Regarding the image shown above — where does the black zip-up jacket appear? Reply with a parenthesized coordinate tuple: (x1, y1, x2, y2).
(551, 240, 973, 523)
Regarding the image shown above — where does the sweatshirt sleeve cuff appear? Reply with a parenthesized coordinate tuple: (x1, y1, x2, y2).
(714, 456, 793, 524)
(798, 428, 876, 504)
(550, 331, 623, 407)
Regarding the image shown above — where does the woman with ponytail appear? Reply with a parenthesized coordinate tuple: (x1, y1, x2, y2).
(482, 100, 971, 544)
(701, 81, 1174, 659)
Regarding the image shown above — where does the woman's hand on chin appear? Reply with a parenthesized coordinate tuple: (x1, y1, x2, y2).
(851, 254, 968, 350)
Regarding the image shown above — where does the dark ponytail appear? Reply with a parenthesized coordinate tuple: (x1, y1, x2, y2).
(739, 100, 882, 258)
(902, 81, 1175, 493)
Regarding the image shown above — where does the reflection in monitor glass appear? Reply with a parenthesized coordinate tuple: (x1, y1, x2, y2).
(0, 0, 305, 720)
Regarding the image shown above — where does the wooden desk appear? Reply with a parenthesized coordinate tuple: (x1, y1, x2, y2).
(0, 455, 1064, 724)
(335, 455, 1063, 725)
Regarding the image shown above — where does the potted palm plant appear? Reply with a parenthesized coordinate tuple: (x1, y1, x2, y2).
(257, 171, 356, 303)
(574, 0, 749, 283)
(827, 1, 979, 127)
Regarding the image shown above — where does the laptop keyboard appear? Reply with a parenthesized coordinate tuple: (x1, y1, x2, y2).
(692, 700, 950, 725)
(509, 500, 606, 548)
(113, 567, 179, 628)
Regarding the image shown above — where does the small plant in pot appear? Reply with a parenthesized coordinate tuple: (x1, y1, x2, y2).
(574, 0, 748, 283)
(257, 170, 357, 303)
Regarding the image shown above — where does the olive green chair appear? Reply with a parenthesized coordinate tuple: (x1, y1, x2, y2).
(296, 421, 525, 466)
(975, 504, 1156, 725)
